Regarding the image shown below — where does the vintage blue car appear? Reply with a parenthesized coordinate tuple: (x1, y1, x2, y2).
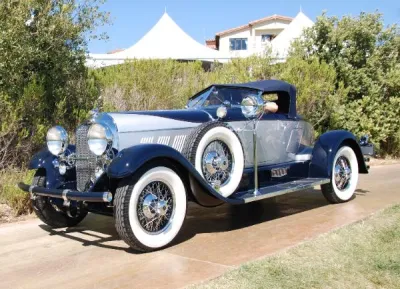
(19, 80, 372, 252)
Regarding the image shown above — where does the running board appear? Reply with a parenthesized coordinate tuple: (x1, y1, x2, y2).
(231, 178, 330, 204)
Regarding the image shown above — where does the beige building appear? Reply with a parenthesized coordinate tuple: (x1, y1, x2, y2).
(208, 12, 313, 59)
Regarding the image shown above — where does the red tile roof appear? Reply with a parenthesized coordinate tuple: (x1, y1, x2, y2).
(216, 14, 293, 36)
(205, 39, 217, 49)
(107, 48, 125, 54)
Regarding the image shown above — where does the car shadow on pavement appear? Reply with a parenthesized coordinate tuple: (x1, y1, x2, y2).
(37, 187, 370, 253)
(39, 215, 132, 252)
(176, 189, 330, 243)
(355, 188, 370, 196)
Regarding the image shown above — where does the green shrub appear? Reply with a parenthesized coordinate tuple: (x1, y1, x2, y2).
(291, 11, 400, 155)
(0, 169, 34, 216)
(0, 0, 108, 169)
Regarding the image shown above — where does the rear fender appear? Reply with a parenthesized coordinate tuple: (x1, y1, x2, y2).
(107, 144, 238, 205)
(309, 130, 368, 178)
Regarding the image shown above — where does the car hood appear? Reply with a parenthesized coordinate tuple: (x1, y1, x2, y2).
(106, 109, 214, 133)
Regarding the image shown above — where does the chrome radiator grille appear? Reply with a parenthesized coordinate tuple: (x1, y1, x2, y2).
(75, 124, 96, 191)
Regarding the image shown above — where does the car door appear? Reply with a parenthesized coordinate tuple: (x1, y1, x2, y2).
(256, 113, 290, 165)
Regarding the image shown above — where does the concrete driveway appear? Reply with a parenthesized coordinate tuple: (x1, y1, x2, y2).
(1, 164, 399, 289)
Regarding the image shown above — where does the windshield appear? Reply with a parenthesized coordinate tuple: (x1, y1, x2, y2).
(186, 86, 261, 108)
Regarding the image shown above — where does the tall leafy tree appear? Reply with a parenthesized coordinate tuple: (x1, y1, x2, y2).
(0, 0, 109, 168)
(292, 12, 400, 155)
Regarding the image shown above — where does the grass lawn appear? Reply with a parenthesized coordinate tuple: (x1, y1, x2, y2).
(194, 205, 400, 289)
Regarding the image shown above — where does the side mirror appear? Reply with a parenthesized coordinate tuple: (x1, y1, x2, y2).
(241, 95, 264, 119)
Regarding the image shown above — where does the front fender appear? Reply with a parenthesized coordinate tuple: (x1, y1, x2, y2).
(28, 145, 76, 189)
(309, 130, 368, 178)
(107, 144, 240, 204)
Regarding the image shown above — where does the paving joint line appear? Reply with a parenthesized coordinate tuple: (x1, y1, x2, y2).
(164, 251, 236, 269)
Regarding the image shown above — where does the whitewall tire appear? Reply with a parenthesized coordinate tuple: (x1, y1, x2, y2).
(321, 146, 359, 203)
(183, 122, 244, 197)
(114, 165, 187, 252)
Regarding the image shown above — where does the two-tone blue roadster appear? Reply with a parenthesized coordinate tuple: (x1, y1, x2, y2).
(19, 80, 372, 252)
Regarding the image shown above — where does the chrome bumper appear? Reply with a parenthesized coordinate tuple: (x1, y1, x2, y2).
(18, 182, 112, 203)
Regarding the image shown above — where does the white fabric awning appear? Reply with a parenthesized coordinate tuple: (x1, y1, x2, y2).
(271, 12, 314, 59)
(87, 13, 230, 68)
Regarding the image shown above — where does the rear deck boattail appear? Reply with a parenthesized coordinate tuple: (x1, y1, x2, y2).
(19, 80, 372, 252)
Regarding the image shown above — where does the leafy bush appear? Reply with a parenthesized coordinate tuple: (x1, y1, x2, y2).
(92, 55, 277, 112)
(0, 0, 108, 169)
(291, 12, 400, 155)
(0, 169, 34, 216)
(277, 57, 348, 135)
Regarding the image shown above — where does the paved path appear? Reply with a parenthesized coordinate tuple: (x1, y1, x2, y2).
(1, 165, 399, 289)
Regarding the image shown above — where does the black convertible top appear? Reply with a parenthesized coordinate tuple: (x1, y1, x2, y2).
(216, 80, 297, 118)
(217, 79, 295, 94)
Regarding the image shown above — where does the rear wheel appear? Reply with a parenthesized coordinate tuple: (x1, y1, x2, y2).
(114, 164, 187, 252)
(321, 146, 359, 203)
(31, 171, 87, 228)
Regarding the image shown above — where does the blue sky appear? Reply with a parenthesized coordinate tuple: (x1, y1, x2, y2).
(88, 0, 399, 53)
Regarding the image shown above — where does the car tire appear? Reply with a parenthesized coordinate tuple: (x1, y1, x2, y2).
(321, 146, 359, 203)
(31, 170, 87, 228)
(114, 164, 187, 252)
(183, 122, 244, 198)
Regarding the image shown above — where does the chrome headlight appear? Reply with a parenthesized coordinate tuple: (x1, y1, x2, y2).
(87, 123, 113, 156)
(46, 126, 68, 156)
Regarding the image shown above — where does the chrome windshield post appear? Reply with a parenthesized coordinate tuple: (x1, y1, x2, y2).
(253, 118, 260, 196)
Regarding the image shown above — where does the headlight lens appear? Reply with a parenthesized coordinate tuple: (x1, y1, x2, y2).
(46, 126, 68, 156)
(87, 123, 113, 156)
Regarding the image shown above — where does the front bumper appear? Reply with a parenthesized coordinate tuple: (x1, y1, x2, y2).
(18, 183, 113, 203)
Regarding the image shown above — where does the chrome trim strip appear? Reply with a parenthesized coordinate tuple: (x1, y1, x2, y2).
(294, 154, 312, 161)
(157, 136, 170, 145)
(172, 135, 186, 152)
(140, 137, 154, 144)
(237, 178, 330, 203)
(119, 127, 195, 134)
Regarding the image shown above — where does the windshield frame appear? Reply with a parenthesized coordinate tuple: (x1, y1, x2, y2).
(186, 86, 262, 109)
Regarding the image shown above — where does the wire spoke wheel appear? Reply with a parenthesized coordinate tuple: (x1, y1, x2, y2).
(334, 156, 352, 191)
(137, 181, 174, 234)
(201, 140, 233, 188)
(321, 146, 359, 204)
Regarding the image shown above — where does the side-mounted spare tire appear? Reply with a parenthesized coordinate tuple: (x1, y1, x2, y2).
(182, 121, 244, 198)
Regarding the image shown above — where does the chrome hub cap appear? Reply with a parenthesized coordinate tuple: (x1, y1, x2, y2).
(202, 140, 233, 187)
(334, 156, 352, 191)
(137, 181, 174, 233)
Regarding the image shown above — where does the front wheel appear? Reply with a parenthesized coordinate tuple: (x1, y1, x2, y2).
(31, 171, 87, 228)
(114, 165, 187, 252)
(321, 146, 359, 203)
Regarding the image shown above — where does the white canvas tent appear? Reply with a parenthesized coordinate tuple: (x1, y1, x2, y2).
(87, 13, 230, 68)
(271, 11, 314, 60)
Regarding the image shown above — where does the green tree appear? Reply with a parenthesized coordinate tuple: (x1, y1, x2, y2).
(278, 57, 348, 136)
(292, 12, 400, 155)
(0, 0, 109, 168)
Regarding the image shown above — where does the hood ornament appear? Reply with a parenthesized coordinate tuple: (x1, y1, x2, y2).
(89, 108, 100, 123)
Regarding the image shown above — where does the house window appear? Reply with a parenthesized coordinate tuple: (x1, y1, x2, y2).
(229, 38, 248, 50)
(261, 34, 275, 42)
